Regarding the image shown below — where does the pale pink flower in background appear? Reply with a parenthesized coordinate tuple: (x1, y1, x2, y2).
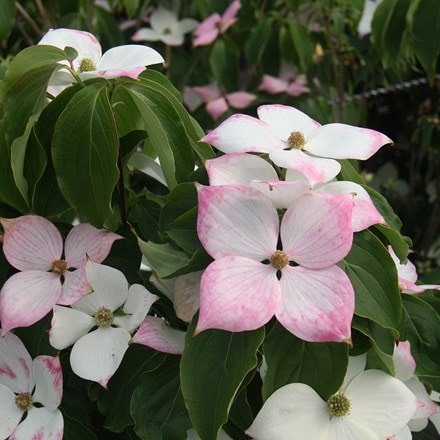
(193, 0, 241, 46)
(0, 215, 121, 334)
(0, 332, 63, 440)
(391, 341, 440, 438)
(38, 28, 164, 95)
(246, 369, 419, 440)
(201, 104, 392, 186)
(131, 6, 198, 46)
(205, 152, 384, 230)
(49, 261, 184, 387)
(388, 246, 440, 293)
(195, 184, 355, 342)
(187, 83, 256, 119)
(358, 0, 383, 37)
(258, 63, 310, 97)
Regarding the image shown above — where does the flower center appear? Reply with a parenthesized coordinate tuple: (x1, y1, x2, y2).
(15, 392, 33, 411)
(327, 393, 351, 417)
(270, 250, 289, 270)
(94, 307, 114, 327)
(52, 259, 68, 274)
(78, 57, 96, 72)
(287, 131, 305, 149)
(163, 27, 172, 34)
(422, 381, 433, 395)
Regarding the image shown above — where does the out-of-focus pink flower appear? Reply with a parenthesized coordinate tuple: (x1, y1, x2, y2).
(193, 0, 241, 47)
(258, 63, 310, 97)
(186, 84, 255, 119)
(0, 215, 121, 334)
(131, 6, 198, 46)
(0, 332, 63, 439)
(358, 0, 383, 37)
(388, 246, 440, 294)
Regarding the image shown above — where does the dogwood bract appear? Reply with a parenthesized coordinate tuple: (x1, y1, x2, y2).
(38, 28, 164, 89)
(196, 184, 355, 342)
(201, 104, 392, 186)
(246, 369, 419, 440)
(132, 6, 198, 46)
(0, 215, 120, 334)
(258, 63, 310, 97)
(0, 332, 63, 440)
(49, 261, 184, 387)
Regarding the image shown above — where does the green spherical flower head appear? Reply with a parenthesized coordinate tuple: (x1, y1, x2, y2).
(95, 306, 114, 327)
(79, 57, 96, 72)
(327, 393, 351, 417)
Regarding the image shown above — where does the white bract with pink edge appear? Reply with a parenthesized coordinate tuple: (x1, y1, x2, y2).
(0, 332, 63, 440)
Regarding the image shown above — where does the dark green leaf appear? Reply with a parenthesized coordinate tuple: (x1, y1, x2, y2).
(244, 17, 275, 66)
(209, 39, 239, 91)
(0, 0, 15, 43)
(262, 322, 348, 401)
(181, 318, 264, 440)
(52, 82, 119, 226)
(343, 230, 401, 329)
(287, 21, 313, 71)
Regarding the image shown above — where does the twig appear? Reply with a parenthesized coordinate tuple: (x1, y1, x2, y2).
(35, 0, 51, 29)
(15, 1, 42, 36)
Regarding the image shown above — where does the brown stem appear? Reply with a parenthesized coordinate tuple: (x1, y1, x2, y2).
(34, 0, 50, 29)
(117, 142, 128, 225)
(15, 2, 42, 36)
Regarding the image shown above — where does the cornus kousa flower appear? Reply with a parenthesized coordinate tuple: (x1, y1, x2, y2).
(388, 245, 440, 293)
(195, 184, 355, 342)
(258, 63, 310, 97)
(205, 152, 384, 231)
(391, 341, 440, 439)
(187, 83, 256, 120)
(201, 104, 392, 186)
(49, 261, 185, 387)
(193, 0, 241, 47)
(132, 6, 198, 46)
(0, 332, 63, 440)
(246, 368, 420, 439)
(0, 215, 120, 334)
(38, 28, 164, 92)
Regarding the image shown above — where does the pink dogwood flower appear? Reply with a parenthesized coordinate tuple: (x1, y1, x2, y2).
(388, 246, 440, 293)
(0, 332, 63, 440)
(49, 261, 184, 387)
(195, 184, 355, 342)
(201, 104, 392, 186)
(38, 27, 164, 94)
(0, 215, 121, 334)
(187, 83, 256, 120)
(131, 6, 198, 46)
(205, 153, 384, 231)
(258, 63, 310, 97)
(193, 0, 241, 47)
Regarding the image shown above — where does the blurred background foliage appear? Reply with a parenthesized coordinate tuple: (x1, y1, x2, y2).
(1, 0, 439, 273)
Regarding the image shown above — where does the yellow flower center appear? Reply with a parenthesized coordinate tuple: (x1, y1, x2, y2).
(15, 392, 33, 411)
(269, 250, 289, 270)
(287, 131, 305, 149)
(52, 259, 68, 274)
(94, 307, 114, 327)
(78, 57, 96, 72)
(327, 393, 351, 417)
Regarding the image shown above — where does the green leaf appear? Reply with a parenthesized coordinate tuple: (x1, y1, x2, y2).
(244, 17, 275, 66)
(338, 159, 365, 185)
(262, 322, 348, 401)
(343, 230, 401, 329)
(399, 295, 440, 377)
(209, 39, 239, 91)
(123, 0, 140, 18)
(63, 417, 98, 440)
(373, 224, 410, 262)
(52, 82, 119, 226)
(352, 317, 395, 374)
(287, 21, 313, 71)
(409, 0, 440, 82)
(181, 318, 264, 440)
(98, 345, 167, 432)
(132, 357, 192, 440)
(0, 0, 15, 43)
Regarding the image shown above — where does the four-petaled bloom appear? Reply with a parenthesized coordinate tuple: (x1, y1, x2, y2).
(193, 0, 241, 47)
(49, 261, 184, 387)
(0, 215, 121, 334)
(0, 332, 63, 440)
(188, 83, 256, 120)
(258, 63, 310, 97)
(38, 27, 164, 93)
(196, 184, 355, 342)
(201, 104, 392, 186)
(246, 368, 420, 440)
(132, 6, 198, 46)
